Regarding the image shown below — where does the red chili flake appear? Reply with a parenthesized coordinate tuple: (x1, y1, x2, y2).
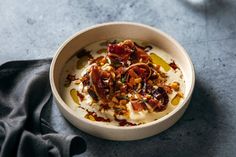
(77, 91, 84, 101)
(114, 117, 136, 126)
(65, 74, 77, 85)
(95, 116, 110, 122)
(85, 111, 110, 122)
(169, 61, 179, 70)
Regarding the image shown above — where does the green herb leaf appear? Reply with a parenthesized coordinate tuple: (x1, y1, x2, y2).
(121, 76, 126, 83)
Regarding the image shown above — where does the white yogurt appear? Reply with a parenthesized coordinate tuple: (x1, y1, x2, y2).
(60, 40, 185, 126)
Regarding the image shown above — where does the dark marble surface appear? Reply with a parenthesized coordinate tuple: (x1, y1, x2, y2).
(0, 0, 236, 156)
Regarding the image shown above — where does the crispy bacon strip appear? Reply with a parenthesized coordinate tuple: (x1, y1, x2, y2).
(114, 117, 136, 126)
(150, 87, 169, 111)
(107, 40, 135, 63)
(135, 47, 151, 63)
(90, 66, 107, 100)
(107, 44, 132, 61)
(169, 61, 179, 70)
(90, 66, 115, 101)
(75, 39, 175, 124)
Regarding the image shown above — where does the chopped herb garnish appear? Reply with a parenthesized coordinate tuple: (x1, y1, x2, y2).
(117, 95, 129, 100)
(113, 62, 121, 68)
(121, 75, 127, 83)
(142, 99, 147, 103)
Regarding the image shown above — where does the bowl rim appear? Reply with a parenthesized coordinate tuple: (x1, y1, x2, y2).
(50, 21, 195, 130)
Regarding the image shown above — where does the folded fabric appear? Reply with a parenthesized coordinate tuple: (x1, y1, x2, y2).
(0, 59, 86, 157)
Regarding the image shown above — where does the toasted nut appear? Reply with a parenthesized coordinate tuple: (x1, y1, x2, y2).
(123, 40, 134, 47)
(112, 97, 119, 103)
(120, 99, 128, 105)
(164, 85, 172, 94)
(106, 66, 112, 71)
(117, 80, 123, 86)
(111, 72, 116, 79)
(171, 82, 180, 91)
(134, 93, 142, 99)
(108, 102, 115, 108)
(134, 78, 142, 84)
(147, 80, 153, 85)
(121, 92, 126, 96)
(128, 69, 138, 78)
(101, 57, 107, 63)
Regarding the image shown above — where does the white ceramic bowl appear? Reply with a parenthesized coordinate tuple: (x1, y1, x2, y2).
(50, 22, 195, 141)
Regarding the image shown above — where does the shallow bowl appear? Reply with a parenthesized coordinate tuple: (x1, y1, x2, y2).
(50, 22, 195, 141)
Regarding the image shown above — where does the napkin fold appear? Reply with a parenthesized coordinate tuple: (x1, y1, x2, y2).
(0, 59, 86, 157)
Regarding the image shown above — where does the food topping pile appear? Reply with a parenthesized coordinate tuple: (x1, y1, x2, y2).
(65, 39, 183, 126)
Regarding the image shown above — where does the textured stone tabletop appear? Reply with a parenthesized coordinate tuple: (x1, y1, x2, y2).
(0, 0, 236, 156)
